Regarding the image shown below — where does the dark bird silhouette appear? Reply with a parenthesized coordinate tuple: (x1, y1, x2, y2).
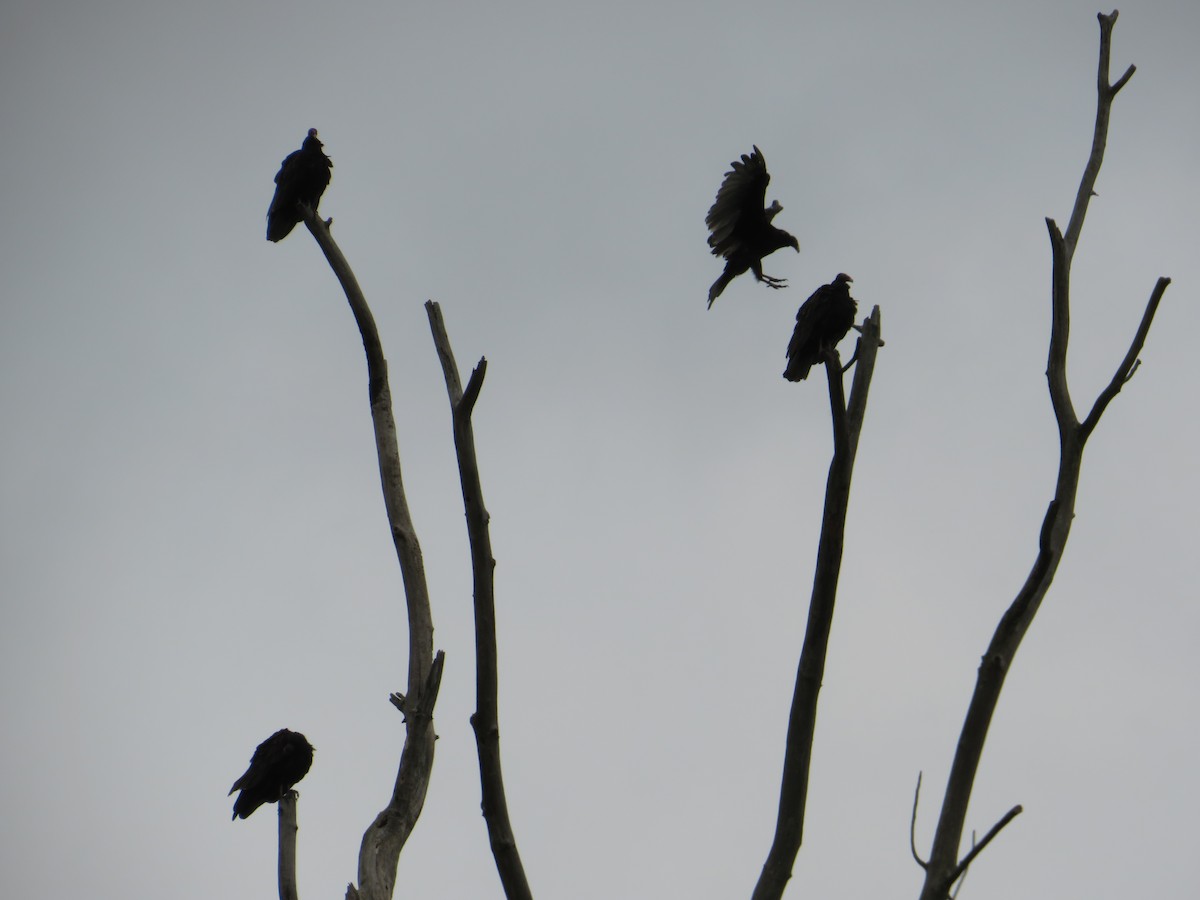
(706, 146, 799, 308)
(229, 729, 314, 820)
(266, 129, 332, 242)
(784, 274, 857, 382)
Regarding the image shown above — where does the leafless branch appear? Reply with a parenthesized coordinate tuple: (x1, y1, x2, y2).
(1063, 11, 1131, 259)
(426, 301, 533, 900)
(916, 15, 1170, 899)
(911, 773, 927, 869)
(299, 208, 441, 900)
(946, 805, 1023, 888)
(357, 651, 444, 899)
(1080, 276, 1171, 439)
(751, 307, 883, 900)
(278, 792, 299, 900)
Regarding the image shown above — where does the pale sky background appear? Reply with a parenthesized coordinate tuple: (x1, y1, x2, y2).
(2, 1, 1197, 898)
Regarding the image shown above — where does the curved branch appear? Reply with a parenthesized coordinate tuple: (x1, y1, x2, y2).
(426, 301, 533, 900)
(297, 208, 439, 900)
(910, 773, 927, 870)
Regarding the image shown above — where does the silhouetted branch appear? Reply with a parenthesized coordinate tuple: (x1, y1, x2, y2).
(1063, 10, 1133, 258)
(911, 773, 927, 870)
(358, 652, 444, 900)
(426, 301, 533, 900)
(946, 804, 1023, 888)
(751, 306, 882, 900)
(278, 792, 299, 900)
(916, 14, 1170, 898)
(299, 208, 440, 900)
(1080, 276, 1171, 439)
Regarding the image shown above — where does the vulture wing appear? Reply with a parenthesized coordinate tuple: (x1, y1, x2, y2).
(706, 146, 771, 260)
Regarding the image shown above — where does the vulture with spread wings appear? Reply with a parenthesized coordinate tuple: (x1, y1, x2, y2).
(705, 146, 799, 308)
(783, 274, 857, 382)
(266, 129, 333, 242)
(229, 729, 314, 820)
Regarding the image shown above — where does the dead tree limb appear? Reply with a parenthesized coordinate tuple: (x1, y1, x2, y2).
(751, 306, 882, 900)
(915, 13, 1171, 898)
(426, 301, 534, 900)
(299, 208, 442, 900)
(278, 792, 299, 900)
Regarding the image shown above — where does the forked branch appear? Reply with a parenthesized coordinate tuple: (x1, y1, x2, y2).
(915, 13, 1170, 898)
(751, 306, 882, 900)
(426, 301, 533, 900)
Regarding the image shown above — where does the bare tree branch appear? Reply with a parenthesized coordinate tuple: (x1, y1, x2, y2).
(278, 792, 299, 900)
(1063, 11, 1131, 259)
(916, 15, 1170, 899)
(911, 773, 927, 870)
(751, 307, 883, 900)
(1080, 276, 1171, 440)
(358, 652, 444, 899)
(426, 301, 533, 900)
(298, 208, 441, 900)
(945, 804, 1023, 888)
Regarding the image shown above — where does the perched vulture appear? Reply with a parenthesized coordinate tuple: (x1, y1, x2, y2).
(705, 146, 799, 308)
(783, 274, 857, 382)
(229, 729, 314, 820)
(266, 129, 332, 242)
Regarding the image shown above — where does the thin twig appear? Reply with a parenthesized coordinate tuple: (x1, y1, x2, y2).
(910, 773, 927, 869)
(1080, 277, 1171, 439)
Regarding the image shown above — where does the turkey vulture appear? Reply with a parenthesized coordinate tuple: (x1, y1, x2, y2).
(783, 274, 857, 382)
(266, 129, 332, 242)
(229, 729, 314, 820)
(705, 146, 799, 307)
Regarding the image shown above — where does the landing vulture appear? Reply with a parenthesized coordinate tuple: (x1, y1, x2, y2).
(705, 146, 799, 307)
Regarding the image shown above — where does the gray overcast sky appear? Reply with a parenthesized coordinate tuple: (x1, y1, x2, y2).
(2, 1, 1197, 897)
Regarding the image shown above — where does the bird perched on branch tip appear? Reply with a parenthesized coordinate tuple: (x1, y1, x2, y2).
(229, 729, 314, 820)
(783, 274, 857, 382)
(266, 129, 332, 242)
(706, 146, 799, 307)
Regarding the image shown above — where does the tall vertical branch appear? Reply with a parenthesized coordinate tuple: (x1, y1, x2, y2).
(752, 307, 882, 900)
(299, 209, 442, 900)
(426, 301, 533, 900)
(915, 13, 1170, 899)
